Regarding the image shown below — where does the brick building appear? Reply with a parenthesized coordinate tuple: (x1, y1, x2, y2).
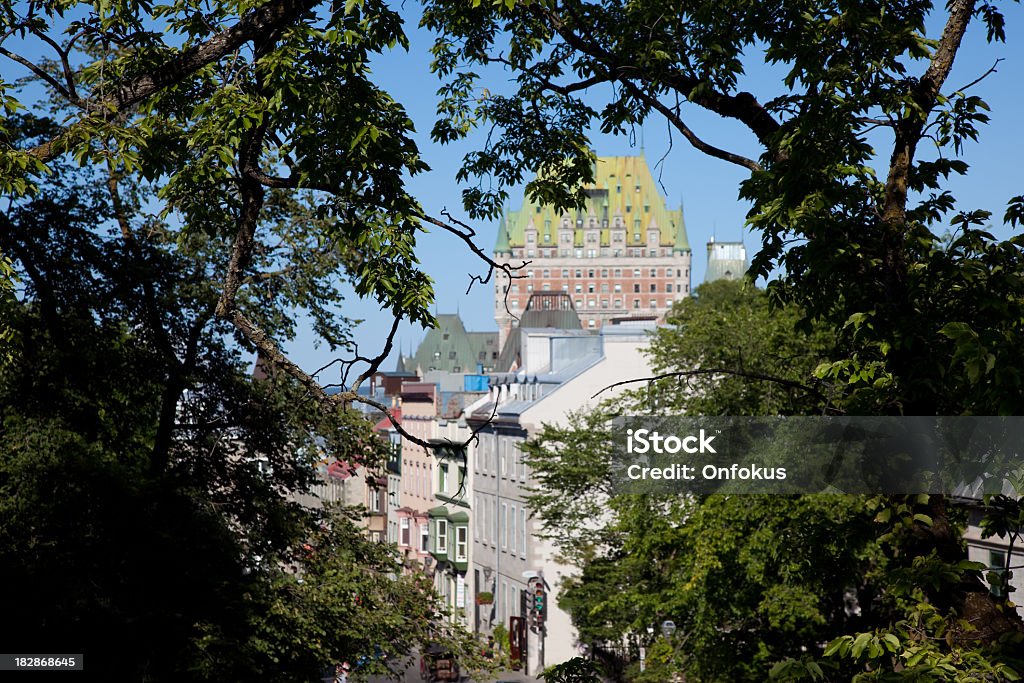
(493, 155, 692, 344)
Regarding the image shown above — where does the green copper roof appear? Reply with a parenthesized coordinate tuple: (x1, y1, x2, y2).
(411, 314, 499, 374)
(496, 155, 690, 253)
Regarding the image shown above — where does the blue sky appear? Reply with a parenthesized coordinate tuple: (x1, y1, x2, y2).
(287, 2, 1024, 380)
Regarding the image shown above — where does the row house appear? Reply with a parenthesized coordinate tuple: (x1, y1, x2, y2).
(467, 319, 654, 674)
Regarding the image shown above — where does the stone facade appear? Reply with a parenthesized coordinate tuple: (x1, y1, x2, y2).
(493, 155, 692, 344)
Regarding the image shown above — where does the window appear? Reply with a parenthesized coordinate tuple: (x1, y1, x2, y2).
(520, 507, 527, 556)
(633, 299, 640, 309)
(614, 268, 622, 277)
(491, 497, 497, 543)
(650, 299, 658, 308)
(601, 269, 608, 278)
(501, 502, 508, 549)
(588, 319, 596, 328)
(667, 283, 673, 293)
(448, 351, 457, 360)
(989, 550, 1008, 597)
(601, 283, 609, 293)
(400, 518, 410, 546)
(614, 284, 621, 293)
(666, 267, 674, 277)
(633, 284, 640, 293)
(588, 283, 595, 293)
(455, 526, 468, 562)
(650, 283, 657, 292)
(633, 268, 641, 277)
(542, 269, 550, 278)
(650, 268, 657, 277)
(574, 284, 582, 294)
(420, 523, 430, 552)
(588, 269, 595, 278)
(614, 298, 622, 307)
(601, 299, 608, 308)
(575, 269, 582, 278)
(439, 463, 448, 492)
(481, 496, 488, 543)
(562, 269, 569, 278)
(510, 504, 517, 553)
(436, 519, 448, 554)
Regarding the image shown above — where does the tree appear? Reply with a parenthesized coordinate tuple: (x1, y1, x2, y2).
(0, 116, 479, 679)
(523, 283, 1024, 680)
(522, 285, 894, 681)
(641, 278, 834, 415)
(425, 0, 1024, 677)
(0, 0, 515, 439)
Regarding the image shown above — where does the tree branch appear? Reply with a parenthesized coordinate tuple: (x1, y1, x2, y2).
(0, 47, 71, 101)
(27, 0, 319, 162)
(590, 367, 830, 404)
(617, 78, 762, 172)
(530, 3, 781, 151)
(882, 0, 976, 227)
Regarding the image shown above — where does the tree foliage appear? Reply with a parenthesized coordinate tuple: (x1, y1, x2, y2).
(644, 278, 834, 415)
(428, 1, 1024, 679)
(0, 114, 471, 679)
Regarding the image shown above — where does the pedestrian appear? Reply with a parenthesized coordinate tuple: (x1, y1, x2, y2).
(334, 662, 350, 683)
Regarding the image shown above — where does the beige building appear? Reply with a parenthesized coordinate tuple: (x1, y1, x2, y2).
(493, 155, 692, 344)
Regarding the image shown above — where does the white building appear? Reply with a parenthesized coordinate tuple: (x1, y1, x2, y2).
(468, 323, 653, 673)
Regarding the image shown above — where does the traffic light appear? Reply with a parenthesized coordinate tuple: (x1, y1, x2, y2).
(533, 581, 545, 623)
